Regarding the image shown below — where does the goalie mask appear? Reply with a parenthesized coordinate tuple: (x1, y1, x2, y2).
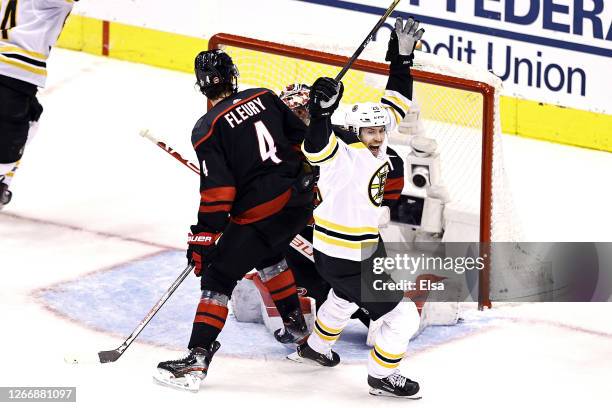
(279, 83, 310, 110)
(195, 49, 239, 99)
(280, 83, 311, 124)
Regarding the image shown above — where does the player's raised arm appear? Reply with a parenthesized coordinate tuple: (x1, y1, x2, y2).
(381, 17, 424, 131)
(301, 77, 344, 166)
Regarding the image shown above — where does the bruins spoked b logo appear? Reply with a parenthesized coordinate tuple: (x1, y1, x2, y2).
(369, 163, 390, 206)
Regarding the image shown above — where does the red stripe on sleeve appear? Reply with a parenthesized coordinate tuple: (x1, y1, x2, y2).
(201, 186, 237, 203)
(199, 203, 232, 213)
(385, 177, 404, 191)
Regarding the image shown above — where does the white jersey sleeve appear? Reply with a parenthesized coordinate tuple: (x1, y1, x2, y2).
(380, 65, 417, 132)
(0, 0, 77, 87)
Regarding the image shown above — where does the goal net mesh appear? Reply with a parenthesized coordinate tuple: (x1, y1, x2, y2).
(208, 34, 521, 247)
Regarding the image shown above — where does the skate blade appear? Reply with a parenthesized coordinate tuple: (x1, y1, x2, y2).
(153, 369, 203, 392)
(286, 352, 335, 367)
(369, 387, 422, 400)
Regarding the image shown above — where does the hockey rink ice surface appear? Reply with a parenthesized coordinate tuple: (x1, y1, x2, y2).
(1, 49, 611, 407)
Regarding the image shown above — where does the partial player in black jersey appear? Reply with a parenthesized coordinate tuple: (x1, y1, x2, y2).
(154, 49, 314, 392)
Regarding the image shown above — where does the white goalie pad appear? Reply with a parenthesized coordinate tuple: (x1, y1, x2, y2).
(231, 274, 263, 323)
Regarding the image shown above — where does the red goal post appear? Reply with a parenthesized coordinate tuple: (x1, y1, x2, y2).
(208, 32, 505, 309)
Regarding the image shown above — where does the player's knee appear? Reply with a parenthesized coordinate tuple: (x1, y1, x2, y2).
(384, 300, 420, 338)
(200, 272, 237, 299)
(257, 258, 289, 282)
(325, 289, 360, 314)
(0, 121, 28, 164)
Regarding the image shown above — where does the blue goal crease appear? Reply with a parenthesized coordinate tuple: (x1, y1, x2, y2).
(39, 250, 499, 362)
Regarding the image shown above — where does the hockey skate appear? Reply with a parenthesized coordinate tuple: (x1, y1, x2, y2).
(368, 372, 421, 399)
(274, 308, 309, 344)
(287, 342, 340, 367)
(0, 177, 12, 209)
(153, 342, 220, 392)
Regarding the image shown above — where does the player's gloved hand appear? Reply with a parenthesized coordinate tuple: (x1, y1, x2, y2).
(187, 231, 221, 276)
(308, 77, 344, 118)
(385, 17, 425, 65)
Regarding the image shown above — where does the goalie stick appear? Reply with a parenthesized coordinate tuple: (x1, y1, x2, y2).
(64, 264, 194, 364)
(334, 0, 402, 81)
(139, 129, 315, 262)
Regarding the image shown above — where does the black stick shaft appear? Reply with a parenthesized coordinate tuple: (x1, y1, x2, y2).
(334, 0, 401, 82)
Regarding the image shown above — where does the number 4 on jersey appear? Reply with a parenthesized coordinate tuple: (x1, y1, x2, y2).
(254, 121, 282, 164)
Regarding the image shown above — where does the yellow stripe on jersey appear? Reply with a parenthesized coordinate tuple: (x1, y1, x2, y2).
(0, 45, 47, 61)
(386, 106, 401, 125)
(302, 133, 338, 163)
(370, 350, 401, 369)
(383, 93, 411, 116)
(314, 216, 379, 235)
(0, 55, 47, 76)
(374, 344, 405, 360)
(314, 230, 378, 249)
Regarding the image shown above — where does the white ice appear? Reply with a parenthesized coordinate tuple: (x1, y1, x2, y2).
(0, 49, 611, 407)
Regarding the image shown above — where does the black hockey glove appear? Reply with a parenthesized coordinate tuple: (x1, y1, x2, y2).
(308, 77, 344, 118)
(187, 231, 221, 276)
(385, 17, 425, 66)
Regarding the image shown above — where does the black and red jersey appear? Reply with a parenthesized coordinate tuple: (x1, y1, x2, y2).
(190, 88, 307, 234)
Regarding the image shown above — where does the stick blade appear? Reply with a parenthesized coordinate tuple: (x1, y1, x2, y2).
(63, 348, 122, 365)
(98, 349, 123, 363)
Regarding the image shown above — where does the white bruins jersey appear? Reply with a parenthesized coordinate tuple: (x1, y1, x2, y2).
(303, 84, 414, 261)
(0, 0, 77, 87)
(305, 134, 391, 261)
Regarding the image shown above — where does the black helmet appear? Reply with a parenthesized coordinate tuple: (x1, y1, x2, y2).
(194, 49, 239, 99)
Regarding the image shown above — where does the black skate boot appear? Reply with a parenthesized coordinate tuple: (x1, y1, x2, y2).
(368, 371, 421, 399)
(0, 178, 12, 209)
(153, 341, 220, 392)
(274, 308, 309, 344)
(287, 342, 340, 367)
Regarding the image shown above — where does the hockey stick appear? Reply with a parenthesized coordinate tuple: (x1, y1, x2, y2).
(334, 0, 401, 81)
(65, 264, 194, 364)
(140, 129, 200, 175)
(139, 129, 315, 263)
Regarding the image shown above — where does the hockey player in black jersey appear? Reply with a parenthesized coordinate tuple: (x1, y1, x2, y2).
(154, 49, 314, 392)
(293, 18, 425, 398)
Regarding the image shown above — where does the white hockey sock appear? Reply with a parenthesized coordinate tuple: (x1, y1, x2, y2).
(307, 289, 359, 355)
(368, 300, 420, 378)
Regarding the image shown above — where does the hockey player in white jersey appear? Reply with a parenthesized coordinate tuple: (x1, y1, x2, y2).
(0, 0, 78, 208)
(294, 17, 424, 398)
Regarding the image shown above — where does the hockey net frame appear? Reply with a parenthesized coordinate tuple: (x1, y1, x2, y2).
(208, 33, 499, 309)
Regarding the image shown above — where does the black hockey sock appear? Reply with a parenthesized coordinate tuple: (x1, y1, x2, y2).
(263, 269, 301, 321)
(188, 298, 228, 349)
